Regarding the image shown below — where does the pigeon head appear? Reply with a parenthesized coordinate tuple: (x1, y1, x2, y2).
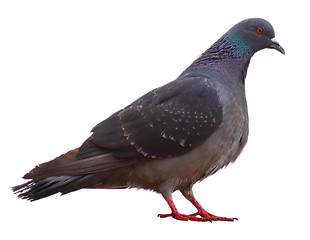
(227, 18, 285, 55)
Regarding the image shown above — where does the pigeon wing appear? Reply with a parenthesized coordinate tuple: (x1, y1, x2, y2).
(76, 76, 223, 160)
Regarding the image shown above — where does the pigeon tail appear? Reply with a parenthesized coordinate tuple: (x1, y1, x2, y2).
(12, 148, 137, 200)
(12, 175, 89, 201)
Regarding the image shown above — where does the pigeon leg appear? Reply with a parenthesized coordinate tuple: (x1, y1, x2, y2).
(158, 194, 211, 222)
(181, 187, 238, 222)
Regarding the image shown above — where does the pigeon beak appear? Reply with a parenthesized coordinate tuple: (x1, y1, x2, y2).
(270, 38, 285, 55)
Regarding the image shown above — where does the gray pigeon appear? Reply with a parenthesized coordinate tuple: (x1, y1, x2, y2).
(13, 18, 284, 222)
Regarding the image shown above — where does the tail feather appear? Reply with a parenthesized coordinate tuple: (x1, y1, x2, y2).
(12, 176, 87, 201)
(23, 148, 136, 180)
(13, 148, 137, 201)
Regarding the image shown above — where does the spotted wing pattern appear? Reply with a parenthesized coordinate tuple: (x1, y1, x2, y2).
(76, 76, 223, 160)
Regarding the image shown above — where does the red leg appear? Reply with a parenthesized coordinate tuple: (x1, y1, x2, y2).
(158, 194, 211, 222)
(181, 187, 238, 222)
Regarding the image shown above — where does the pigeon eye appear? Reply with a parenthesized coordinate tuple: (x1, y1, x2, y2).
(256, 27, 264, 34)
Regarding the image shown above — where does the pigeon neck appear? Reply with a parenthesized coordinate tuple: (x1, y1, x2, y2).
(181, 35, 253, 82)
(206, 35, 254, 60)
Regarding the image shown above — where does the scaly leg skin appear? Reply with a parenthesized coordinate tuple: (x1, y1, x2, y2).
(181, 187, 238, 222)
(158, 195, 212, 222)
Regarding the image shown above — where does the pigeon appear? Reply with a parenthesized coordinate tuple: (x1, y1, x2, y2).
(12, 18, 284, 222)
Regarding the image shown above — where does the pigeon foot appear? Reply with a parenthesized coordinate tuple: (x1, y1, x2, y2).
(160, 193, 237, 222)
(158, 212, 212, 222)
(158, 211, 237, 222)
(188, 210, 238, 221)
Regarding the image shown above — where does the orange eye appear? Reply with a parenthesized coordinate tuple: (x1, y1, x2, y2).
(256, 27, 264, 34)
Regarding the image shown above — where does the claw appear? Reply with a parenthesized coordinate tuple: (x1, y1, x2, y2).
(158, 212, 237, 222)
(158, 212, 211, 222)
(195, 209, 237, 221)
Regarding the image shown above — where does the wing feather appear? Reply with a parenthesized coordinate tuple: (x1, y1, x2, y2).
(76, 75, 223, 160)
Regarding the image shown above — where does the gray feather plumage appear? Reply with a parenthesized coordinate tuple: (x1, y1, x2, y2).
(13, 18, 284, 220)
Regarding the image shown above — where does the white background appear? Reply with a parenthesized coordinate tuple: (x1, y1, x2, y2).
(1, 1, 309, 239)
